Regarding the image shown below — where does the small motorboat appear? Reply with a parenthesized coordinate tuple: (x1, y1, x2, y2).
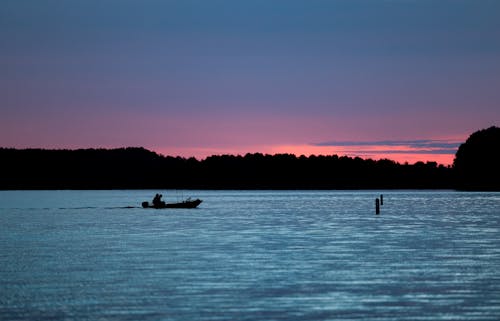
(142, 198, 202, 209)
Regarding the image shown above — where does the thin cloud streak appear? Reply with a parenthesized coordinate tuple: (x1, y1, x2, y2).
(339, 149, 458, 155)
(314, 139, 461, 150)
(311, 139, 462, 164)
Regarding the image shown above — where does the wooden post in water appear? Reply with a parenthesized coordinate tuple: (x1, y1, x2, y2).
(375, 198, 380, 215)
(380, 194, 384, 206)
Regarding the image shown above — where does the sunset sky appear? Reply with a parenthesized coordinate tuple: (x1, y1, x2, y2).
(2, 0, 499, 165)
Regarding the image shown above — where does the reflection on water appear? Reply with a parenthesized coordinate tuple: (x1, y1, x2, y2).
(1, 190, 500, 320)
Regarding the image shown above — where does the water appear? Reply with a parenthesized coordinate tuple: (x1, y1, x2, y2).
(1, 190, 500, 321)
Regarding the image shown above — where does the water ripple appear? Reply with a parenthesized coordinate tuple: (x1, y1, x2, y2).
(1, 190, 500, 320)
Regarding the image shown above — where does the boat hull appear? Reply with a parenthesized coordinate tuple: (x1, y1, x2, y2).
(142, 199, 202, 209)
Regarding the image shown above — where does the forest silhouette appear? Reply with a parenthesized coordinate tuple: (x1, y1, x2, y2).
(454, 126, 500, 191)
(1, 127, 498, 190)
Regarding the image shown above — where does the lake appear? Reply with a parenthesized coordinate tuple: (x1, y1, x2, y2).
(1, 190, 500, 320)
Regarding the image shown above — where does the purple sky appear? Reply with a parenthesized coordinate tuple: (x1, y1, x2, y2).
(1, 0, 499, 164)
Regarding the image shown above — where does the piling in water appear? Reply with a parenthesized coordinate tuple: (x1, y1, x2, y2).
(375, 198, 380, 215)
(380, 194, 384, 206)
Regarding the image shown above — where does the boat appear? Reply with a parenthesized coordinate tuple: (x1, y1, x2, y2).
(142, 198, 202, 209)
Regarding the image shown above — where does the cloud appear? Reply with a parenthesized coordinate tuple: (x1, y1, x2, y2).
(338, 149, 458, 155)
(313, 139, 461, 154)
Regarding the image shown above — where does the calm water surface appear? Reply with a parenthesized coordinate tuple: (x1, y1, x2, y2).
(1, 190, 500, 320)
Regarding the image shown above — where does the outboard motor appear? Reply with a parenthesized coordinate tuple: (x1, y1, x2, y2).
(142, 201, 149, 208)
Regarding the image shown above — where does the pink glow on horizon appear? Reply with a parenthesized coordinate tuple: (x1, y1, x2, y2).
(157, 143, 457, 166)
(270, 145, 456, 165)
(1, 109, 463, 166)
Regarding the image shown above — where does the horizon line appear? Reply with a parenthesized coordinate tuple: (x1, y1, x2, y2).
(0, 146, 456, 166)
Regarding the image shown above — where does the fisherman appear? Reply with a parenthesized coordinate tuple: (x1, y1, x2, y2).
(152, 194, 161, 207)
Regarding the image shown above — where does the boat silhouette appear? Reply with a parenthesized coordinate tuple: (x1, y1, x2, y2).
(142, 198, 202, 209)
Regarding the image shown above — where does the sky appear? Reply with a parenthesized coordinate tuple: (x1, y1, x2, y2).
(1, 0, 499, 165)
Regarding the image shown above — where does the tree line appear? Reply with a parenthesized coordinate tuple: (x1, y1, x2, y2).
(0, 147, 453, 190)
(0, 127, 498, 190)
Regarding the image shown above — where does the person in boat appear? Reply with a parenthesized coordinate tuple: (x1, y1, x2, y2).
(152, 194, 161, 207)
(152, 193, 166, 207)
